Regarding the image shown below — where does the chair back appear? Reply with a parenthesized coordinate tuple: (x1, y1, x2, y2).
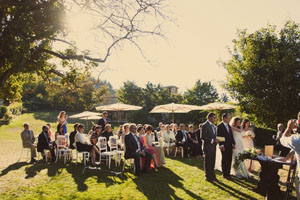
(57, 135, 67, 148)
(108, 136, 118, 151)
(98, 137, 107, 152)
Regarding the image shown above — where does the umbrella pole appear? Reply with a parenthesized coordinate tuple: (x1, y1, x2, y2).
(172, 111, 174, 123)
(118, 111, 120, 126)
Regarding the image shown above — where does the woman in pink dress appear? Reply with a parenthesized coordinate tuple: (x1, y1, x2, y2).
(143, 125, 161, 167)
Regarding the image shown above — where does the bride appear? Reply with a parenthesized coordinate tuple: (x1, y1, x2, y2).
(231, 117, 251, 179)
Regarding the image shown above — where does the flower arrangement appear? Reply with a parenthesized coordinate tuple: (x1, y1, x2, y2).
(235, 148, 259, 166)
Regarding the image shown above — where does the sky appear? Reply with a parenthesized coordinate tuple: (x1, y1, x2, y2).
(62, 0, 300, 95)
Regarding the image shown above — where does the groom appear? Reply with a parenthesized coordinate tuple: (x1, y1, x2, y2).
(217, 113, 235, 180)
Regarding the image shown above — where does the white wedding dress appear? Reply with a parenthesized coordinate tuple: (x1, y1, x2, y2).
(232, 130, 251, 179)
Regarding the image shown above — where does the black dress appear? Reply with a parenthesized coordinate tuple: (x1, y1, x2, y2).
(187, 131, 201, 156)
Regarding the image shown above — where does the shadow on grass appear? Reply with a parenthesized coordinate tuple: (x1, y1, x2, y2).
(133, 167, 203, 200)
(168, 156, 205, 170)
(0, 162, 30, 177)
(23, 160, 129, 192)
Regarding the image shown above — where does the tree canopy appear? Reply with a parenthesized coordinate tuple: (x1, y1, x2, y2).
(222, 20, 300, 128)
(0, 0, 169, 101)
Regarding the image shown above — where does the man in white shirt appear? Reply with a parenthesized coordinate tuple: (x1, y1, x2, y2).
(280, 119, 300, 199)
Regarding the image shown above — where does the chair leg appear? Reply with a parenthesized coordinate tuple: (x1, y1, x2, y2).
(174, 147, 177, 157)
(64, 151, 67, 164)
(181, 148, 184, 158)
(45, 150, 48, 162)
(122, 159, 126, 171)
(108, 156, 111, 169)
(83, 153, 86, 166)
(76, 151, 78, 165)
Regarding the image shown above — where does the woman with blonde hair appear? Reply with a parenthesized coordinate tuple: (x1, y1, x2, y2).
(57, 111, 68, 134)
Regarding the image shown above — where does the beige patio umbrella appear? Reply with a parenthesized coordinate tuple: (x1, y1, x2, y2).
(198, 102, 236, 110)
(69, 111, 101, 119)
(150, 103, 203, 123)
(96, 103, 143, 125)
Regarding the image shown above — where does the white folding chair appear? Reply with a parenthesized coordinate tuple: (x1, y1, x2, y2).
(98, 137, 117, 169)
(151, 133, 159, 145)
(174, 146, 184, 158)
(55, 135, 72, 164)
(122, 158, 136, 173)
(37, 149, 50, 162)
(17, 147, 31, 162)
(76, 149, 89, 166)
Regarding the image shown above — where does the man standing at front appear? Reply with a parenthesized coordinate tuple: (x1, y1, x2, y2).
(97, 111, 109, 129)
(202, 113, 218, 182)
(217, 113, 235, 180)
(20, 123, 36, 163)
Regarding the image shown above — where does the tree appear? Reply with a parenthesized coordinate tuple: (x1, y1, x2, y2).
(1, 0, 170, 101)
(222, 20, 300, 128)
(182, 80, 219, 124)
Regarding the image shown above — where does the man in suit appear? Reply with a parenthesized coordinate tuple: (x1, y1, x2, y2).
(101, 124, 113, 150)
(217, 113, 235, 180)
(175, 124, 189, 157)
(202, 112, 218, 182)
(20, 123, 36, 163)
(37, 125, 56, 161)
(124, 124, 152, 176)
(195, 123, 203, 156)
(97, 111, 109, 129)
(69, 123, 79, 150)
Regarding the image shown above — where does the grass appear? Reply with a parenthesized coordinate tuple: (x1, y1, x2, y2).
(0, 112, 296, 200)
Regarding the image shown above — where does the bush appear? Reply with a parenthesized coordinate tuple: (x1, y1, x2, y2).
(9, 102, 23, 115)
(254, 127, 277, 148)
(0, 106, 12, 125)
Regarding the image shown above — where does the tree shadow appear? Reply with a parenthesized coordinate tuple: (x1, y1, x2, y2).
(0, 162, 30, 177)
(133, 167, 203, 200)
(23, 159, 129, 192)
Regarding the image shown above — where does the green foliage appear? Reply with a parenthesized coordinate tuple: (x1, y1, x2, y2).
(0, 0, 65, 101)
(117, 80, 219, 124)
(254, 127, 277, 148)
(235, 148, 258, 167)
(0, 106, 12, 125)
(223, 20, 300, 128)
(22, 75, 109, 111)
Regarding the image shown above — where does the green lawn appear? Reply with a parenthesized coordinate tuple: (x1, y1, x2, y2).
(0, 112, 296, 200)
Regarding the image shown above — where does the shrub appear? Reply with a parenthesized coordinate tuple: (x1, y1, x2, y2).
(254, 127, 277, 148)
(0, 106, 12, 125)
(9, 102, 23, 115)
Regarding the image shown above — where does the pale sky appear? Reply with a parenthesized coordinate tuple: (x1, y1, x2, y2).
(62, 0, 300, 95)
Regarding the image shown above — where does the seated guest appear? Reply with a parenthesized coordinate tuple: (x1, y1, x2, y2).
(55, 124, 69, 147)
(187, 124, 201, 157)
(171, 123, 179, 136)
(90, 125, 102, 145)
(120, 123, 130, 149)
(69, 123, 79, 150)
(75, 124, 100, 166)
(37, 125, 56, 161)
(88, 125, 97, 137)
(21, 123, 37, 163)
(156, 122, 163, 132)
(117, 125, 124, 139)
(162, 124, 176, 155)
(175, 124, 189, 157)
(101, 124, 113, 150)
(124, 124, 152, 176)
(195, 123, 204, 156)
(275, 123, 291, 156)
(46, 123, 52, 141)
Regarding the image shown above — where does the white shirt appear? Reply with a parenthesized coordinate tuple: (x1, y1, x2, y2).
(223, 121, 230, 133)
(131, 133, 141, 152)
(181, 130, 187, 142)
(281, 134, 300, 177)
(208, 120, 216, 144)
(75, 132, 90, 144)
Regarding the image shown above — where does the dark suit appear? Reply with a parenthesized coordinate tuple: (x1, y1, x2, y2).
(97, 117, 108, 129)
(124, 133, 152, 175)
(175, 130, 189, 157)
(69, 130, 77, 150)
(217, 122, 235, 177)
(37, 131, 56, 161)
(202, 120, 217, 180)
(195, 129, 203, 156)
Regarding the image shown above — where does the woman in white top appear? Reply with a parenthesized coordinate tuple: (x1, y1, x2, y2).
(231, 117, 251, 179)
(75, 124, 99, 166)
(162, 124, 176, 155)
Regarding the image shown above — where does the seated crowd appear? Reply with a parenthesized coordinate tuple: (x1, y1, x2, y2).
(20, 111, 206, 176)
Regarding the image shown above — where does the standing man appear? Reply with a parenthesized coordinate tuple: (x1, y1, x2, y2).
(97, 111, 109, 129)
(202, 113, 218, 182)
(20, 123, 36, 163)
(217, 113, 235, 180)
